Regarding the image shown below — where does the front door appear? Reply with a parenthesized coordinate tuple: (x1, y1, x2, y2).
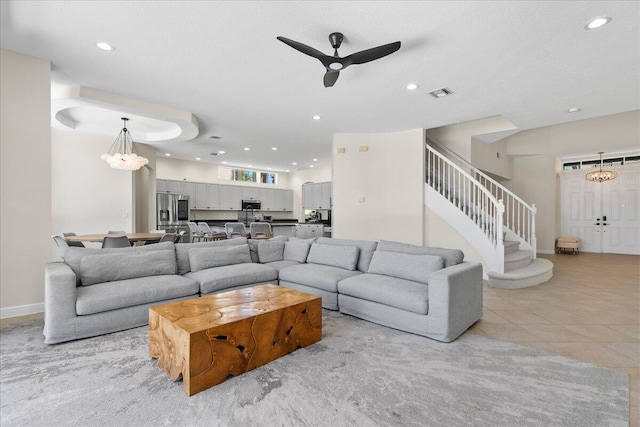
(561, 168, 640, 255)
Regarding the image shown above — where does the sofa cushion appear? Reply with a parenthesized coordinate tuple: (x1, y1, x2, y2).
(257, 240, 286, 263)
(376, 240, 464, 267)
(368, 251, 443, 285)
(188, 245, 252, 272)
(338, 273, 430, 315)
(175, 238, 247, 275)
(316, 237, 378, 272)
(63, 242, 175, 285)
(79, 250, 176, 286)
(307, 243, 359, 271)
(185, 263, 278, 294)
(283, 241, 311, 263)
(75, 275, 199, 315)
(248, 235, 287, 263)
(278, 263, 361, 293)
(263, 260, 301, 272)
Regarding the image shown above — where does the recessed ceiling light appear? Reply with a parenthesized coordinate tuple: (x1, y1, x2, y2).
(309, 165, 314, 168)
(285, 170, 290, 172)
(568, 107, 581, 113)
(248, 165, 253, 168)
(195, 157, 201, 161)
(164, 153, 171, 156)
(218, 151, 225, 154)
(313, 158, 318, 162)
(312, 115, 321, 120)
(243, 147, 250, 151)
(272, 147, 278, 151)
(222, 161, 228, 164)
(406, 83, 418, 90)
(267, 168, 272, 170)
(292, 162, 297, 165)
(95, 42, 114, 51)
(428, 87, 454, 98)
(585, 17, 611, 30)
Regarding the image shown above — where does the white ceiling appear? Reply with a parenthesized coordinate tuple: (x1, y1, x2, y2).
(1, 1, 638, 172)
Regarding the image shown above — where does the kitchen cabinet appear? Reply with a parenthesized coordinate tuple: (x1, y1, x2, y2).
(157, 180, 292, 211)
(302, 182, 332, 210)
(273, 225, 296, 238)
(295, 223, 327, 239)
(193, 183, 209, 209)
(157, 179, 184, 194)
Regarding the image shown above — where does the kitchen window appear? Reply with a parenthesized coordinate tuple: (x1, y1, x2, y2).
(218, 167, 278, 185)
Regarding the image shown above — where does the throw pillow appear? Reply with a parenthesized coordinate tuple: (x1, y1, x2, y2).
(376, 240, 464, 267)
(175, 237, 247, 274)
(79, 250, 176, 286)
(306, 243, 359, 271)
(188, 244, 252, 272)
(368, 251, 443, 285)
(257, 240, 286, 263)
(283, 241, 311, 263)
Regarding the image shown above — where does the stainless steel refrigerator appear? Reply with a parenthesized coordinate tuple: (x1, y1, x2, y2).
(156, 193, 190, 242)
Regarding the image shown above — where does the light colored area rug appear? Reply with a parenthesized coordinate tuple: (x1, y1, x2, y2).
(0, 311, 628, 426)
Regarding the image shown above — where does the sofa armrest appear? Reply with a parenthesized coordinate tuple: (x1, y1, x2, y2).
(44, 262, 78, 344)
(426, 261, 483, 342)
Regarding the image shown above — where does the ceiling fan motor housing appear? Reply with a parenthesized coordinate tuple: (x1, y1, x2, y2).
(329, 32, 344, 49)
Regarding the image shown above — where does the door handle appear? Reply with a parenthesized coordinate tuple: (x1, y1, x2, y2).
(594, 223, 600, 226)
(602, 223, 608, 226)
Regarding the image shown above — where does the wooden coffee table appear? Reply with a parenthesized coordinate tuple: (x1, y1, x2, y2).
(149, 284, 322, 396)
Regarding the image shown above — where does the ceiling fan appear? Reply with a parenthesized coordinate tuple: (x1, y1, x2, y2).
(276, 32, 401, 87)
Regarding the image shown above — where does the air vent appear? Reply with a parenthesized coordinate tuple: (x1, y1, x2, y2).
(209, 135, 222, 139)
(428, 87, 454, 98)
(210, 152, 219, 156)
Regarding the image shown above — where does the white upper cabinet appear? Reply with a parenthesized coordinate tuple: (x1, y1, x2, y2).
(302, 182, 332, 210)
(158, 180, 292, 211)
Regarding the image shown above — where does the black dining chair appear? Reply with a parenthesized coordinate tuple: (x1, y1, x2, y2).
(102, 235, 131, 248)
(62, 232, 85, 248)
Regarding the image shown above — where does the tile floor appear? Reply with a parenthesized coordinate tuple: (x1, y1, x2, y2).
(469, 252, 639, 426)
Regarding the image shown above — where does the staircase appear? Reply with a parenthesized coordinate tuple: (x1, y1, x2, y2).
(425, 137, 553, 289)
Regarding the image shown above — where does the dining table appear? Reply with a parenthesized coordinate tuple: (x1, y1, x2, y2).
(64, 233, 165, 244)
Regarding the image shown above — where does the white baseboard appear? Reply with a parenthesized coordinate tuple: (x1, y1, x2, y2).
(0, 303, 44, 320)
(537, 250, 556, 255)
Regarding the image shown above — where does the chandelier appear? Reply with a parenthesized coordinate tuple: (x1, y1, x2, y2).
(101, 117, 149, 171)
(585, 152, 617, 183)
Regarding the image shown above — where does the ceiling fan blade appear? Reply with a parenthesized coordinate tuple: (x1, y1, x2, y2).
(277, 36, 327, 60)
(343, 41, 401, 67)
(323, 70, 340, 87)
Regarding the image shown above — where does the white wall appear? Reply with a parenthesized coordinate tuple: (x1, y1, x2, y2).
(52, 128, 135, 241)
(332, 129, 424, 244)
(1, 49, 51, 316)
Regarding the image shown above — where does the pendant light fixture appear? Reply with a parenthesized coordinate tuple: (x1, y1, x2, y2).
(101, 117, 149, 171)
(585, 152, 617, 183)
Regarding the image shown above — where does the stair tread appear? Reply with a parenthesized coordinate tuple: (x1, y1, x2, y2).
(504, 240, 519, 247)
(488, 258, 553, 280)
(504, 250, 532, 263)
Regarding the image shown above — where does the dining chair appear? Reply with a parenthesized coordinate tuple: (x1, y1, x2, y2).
(188, 222, 204, 242)
(225, 222, 247, 239)
(174, 230, 186, 243)
(158, 233, 177, 243)
(61, 232, 85, 248)
(102, 235, 131, 248)
(107, 230, 126, 234)
(198, 222, 214, 236)
(51, 235, 69, 259)
(249, 222, 273, 238)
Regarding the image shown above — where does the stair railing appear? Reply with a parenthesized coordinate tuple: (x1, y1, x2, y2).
(425, 143, 505, 255)
(426, 136, 537, 257)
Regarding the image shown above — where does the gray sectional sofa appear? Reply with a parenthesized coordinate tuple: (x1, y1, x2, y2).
(44, 236, 483, 344)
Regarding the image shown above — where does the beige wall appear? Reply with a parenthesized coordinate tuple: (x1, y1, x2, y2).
(1, 49, 52, 316)
(133, 143, 158, 233)
(503, 111, 640, 253)
(51, 128, 135, 243)
(427, 115, 517, 163)
(471, 136, 512, 180)
(332, 129, 424, 244)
